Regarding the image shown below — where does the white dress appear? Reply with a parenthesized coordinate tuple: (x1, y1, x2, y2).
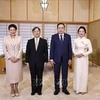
(3, 35, 23, 84)
(73, 37, 92, 93)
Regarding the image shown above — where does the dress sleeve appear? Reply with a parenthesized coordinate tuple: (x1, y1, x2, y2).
(3, 37, 11, 59)
(16, 37, 23, 59)
(73, 39, 78, 56)
(83, 40, 93, 56)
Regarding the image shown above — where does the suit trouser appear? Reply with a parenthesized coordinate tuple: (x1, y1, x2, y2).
(29, 62, 44, 93)
(54, 57, 68, 91)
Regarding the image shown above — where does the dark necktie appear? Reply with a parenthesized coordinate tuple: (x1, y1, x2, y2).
(60, 35, 63, 42)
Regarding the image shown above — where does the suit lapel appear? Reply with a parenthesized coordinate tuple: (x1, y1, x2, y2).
(8, 36, 13, 47)
(9, 35, 18, 48)
(33, 38, 41, 51)
(13, 36, 18, 46)
(57, 34, 61, 43)
(33, 38, 36, 51)
(64, 33, 67, 42)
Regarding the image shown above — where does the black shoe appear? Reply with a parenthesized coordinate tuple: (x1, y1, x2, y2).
(31, 91, 36, 95)
(62, 89, 70, 95)
(37, 92, 42, 95)
(54, 90, 60, 95)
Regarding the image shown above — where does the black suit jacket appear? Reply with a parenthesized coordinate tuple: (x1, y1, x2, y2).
(26, 38, 48, 66)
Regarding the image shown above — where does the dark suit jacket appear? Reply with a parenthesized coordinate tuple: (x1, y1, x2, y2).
(50, 33, 72, 63)
(26, 38, 48, 66)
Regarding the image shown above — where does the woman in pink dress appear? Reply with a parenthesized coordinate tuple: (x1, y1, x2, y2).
(3, 24, 23, 97)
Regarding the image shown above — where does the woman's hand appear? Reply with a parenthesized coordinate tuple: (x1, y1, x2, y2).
(14, 58, 20, 63)
(76, 53, 84, 58)
(9, 57, 15, 63)
(9, 57, 20, 63)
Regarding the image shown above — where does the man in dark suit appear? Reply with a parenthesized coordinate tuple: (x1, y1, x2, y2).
(26, 27, 48, 95)
(50, 23, 72, 95)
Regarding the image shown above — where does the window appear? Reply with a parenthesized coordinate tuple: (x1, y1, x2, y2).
(0, 22, 87, 57)
(0, 23, 7, 55)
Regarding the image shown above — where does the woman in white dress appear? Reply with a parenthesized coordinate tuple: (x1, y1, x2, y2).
(73, 26, 92, 94)
(3, 24, 23, 97)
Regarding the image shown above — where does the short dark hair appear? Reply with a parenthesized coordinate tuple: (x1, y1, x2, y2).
(8, 24, 17, 30)
(57, 23, 65, 28)
(32, 27, 41, 32)
(77, 26, 86, 33)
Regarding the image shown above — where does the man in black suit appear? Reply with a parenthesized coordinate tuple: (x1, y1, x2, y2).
(26, 27, 48, 95)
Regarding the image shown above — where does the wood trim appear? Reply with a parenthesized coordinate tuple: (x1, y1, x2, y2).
(89, 19, 100, 23)
(66, 24, 68, 33)
(6, 23, 7, 35)
(18, 23, 20, 36)
(42, 11, 44, 22)
(10, 0, 12, 20)
(72, 0, 74, 22)
(42, 23, 44, 38)
(58, 0, 59, 21)
(26, 0, 28, 20)
(87, 24, 89, 38)
(42, 5, 44, 37)
(88, 0, 90, 22)
(93, 0, 95, 21)
(0, 20, 89, 24)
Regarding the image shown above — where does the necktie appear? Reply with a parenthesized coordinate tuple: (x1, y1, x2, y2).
(60, 35, 63, 42)
(35, 38, 38, 50)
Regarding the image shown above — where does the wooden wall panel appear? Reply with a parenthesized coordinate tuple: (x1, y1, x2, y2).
(89, 21, 100, 49)
(28, 0, 42, 21)
(11, 0, 26, 20)
(89, 21, 100, 65)
(59, 0, 73, 22)
(94, 0, 100, 20)
(0, 0, 10, 20)
(0, 0, 92, 22)
(74, 0, 89, 22)
(44, 0, 58, 21)
(90, 0, 94, 21)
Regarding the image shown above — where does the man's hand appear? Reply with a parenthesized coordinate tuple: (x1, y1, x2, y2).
(68, 60, 72, 66)
(50, 60, 55, 67)
(26, 63, 29, 68)
(44, 62, 47, 67)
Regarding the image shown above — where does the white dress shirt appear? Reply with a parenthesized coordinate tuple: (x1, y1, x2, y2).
(59, 33, 64, 41)
(35, 37, 40, 50)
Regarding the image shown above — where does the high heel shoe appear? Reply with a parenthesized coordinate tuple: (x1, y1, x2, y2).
(81, 92, 87, 95)
(10, 90, 15, 97)
(15, 92, 19, 97)
(15, 88, 19, 97)
(10, 93, 15, 97)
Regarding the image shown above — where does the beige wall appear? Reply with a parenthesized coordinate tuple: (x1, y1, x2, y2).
(74, 0, 89, 22)
(90, 0, 100, 22)
(89, 21, 100, 65)
(0, 0, 89, 22)
(0, 0, 10, 20)
(11, 0, 27, 20)
(89, 21, 100, 49)
(59, 0, 73, 21)
(28, 0, 42, 21)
